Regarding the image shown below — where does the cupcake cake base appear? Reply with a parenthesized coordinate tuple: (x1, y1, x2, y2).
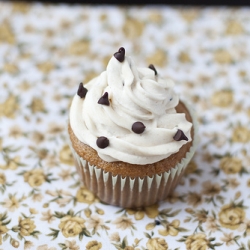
(68, 101, 198, 208)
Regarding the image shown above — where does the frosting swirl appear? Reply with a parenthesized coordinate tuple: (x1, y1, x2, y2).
(70, 49, 192, 165)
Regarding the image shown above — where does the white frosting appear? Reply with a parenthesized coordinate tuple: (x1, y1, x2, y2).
(70, 54, 192, 165)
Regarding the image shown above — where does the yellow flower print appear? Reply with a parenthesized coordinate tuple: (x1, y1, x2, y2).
(32, 131, 45, 144)
(146, 237, 168, 250)
(76, 187, 97, 204)
(247, 179, 250, 188)
(59, 215, 85, 238)
(211, 90, 233, 108)
(0, 95, 19, 118)
(122, 17, 144, 39)
(185, 233, 209, 250)
(195, 210, 208, 224)
(37, 62, 55, 74)
(58, 169, 72, 181)
(86, 240, 102, 250)
(227, 178, 240, 189)
(202, 153, 213, 163)
(18, 81, 31, 91)
(113, 216, 134, 230)
(219, 203, 245, 229)
(178, 51, 191, 63)
(186, 192, 203, 207)
(86, 215, 107, 231)
(0, 173, 6, 185)
(23, 169, 46, 187)
(124, 247, 134, 250)
(158, 219, 180, 236)
(37, 245, 56, 250)
(185, 161, 198, 175)
(64, 240, 80, 250)
(126, 209, 144, 220)
(46, 154, 59, 168)
(126, 204, 159, 220)
(40, 210, 55, 224)
(146, 222, 156, 230)
(12, 2, 30, 13)
(148, 12, 163, 24)
(166, 34, 178, 44)
(101, 56, 111, 68)
(24, 241, 34, 249)
(166, 192, 180, 204)
(30, 97, 46, 113)
(10, 238, 20, 248)
(99, 13, 107, 21)
(3, 195, 20, 212)
(219, 156, 242, 174)
(47, 123, 64, 134)
(29, 208, 38, 214)
(214, 49, 233, 64)
(1, 156, 21, 170)
(84, 208, 92, 218)
(0, 22, 15, 44)
(96, 208, 104, 215)
(83, 71, 99, 85)
(8, 125, 23, 138)
(59, 145, 74, 165)
(202, 181, 221, 196)
(232, 125, 250, 143)
(32, 193, 43, 202)
(146, 49, 167, 67)
(109, 232, 120, 242)
(3, 63, 18, 74)
(220, 232, 235, 247)
(205, 216, 219, 233)
(68, 40, 90, 56)
(180, 9, 199, 23)
(0, 224, 8, 245)
(239, 219, 250, 236)
(34, 148, 48, 160)
(18, 218, 36, 236)
(225, 20, 244, 35)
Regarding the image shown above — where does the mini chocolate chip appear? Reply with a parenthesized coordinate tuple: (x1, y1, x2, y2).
(173, 129, 188, 141)
(114, 47, 125, 62)
(155, 220, 161, 225)
(98, 92, 110, 106)
(77, 82, 88, 98)
(149, 64, 157, 75)
(96, 136, 109, 149)
(132, 122, 146, 134)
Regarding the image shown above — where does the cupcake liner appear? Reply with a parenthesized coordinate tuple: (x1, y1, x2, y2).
(69, 101, 198, 208)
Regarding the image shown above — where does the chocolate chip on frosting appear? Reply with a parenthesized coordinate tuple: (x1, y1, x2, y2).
(96, 136, 109, 148)
(77, 82, 88, 98)
(149, 64, 157, 75)
(173, 129, 188, 141)
(132, 122, 146, 134)
(98, 92, 110, 106)
(114, 47, 125, 62)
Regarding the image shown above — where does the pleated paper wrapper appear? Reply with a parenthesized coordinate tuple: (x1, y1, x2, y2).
(70, 103, 198, 208)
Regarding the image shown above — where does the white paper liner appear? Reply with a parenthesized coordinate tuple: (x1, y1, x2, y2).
(69, 101, 198, 208)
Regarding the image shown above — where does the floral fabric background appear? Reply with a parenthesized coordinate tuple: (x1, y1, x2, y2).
(0, 2, 250, 249)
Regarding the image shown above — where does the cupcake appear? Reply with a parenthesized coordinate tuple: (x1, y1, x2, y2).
(68, 47, 198, 208)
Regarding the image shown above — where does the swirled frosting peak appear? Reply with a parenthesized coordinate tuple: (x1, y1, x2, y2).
(70, 48, 192, 165)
